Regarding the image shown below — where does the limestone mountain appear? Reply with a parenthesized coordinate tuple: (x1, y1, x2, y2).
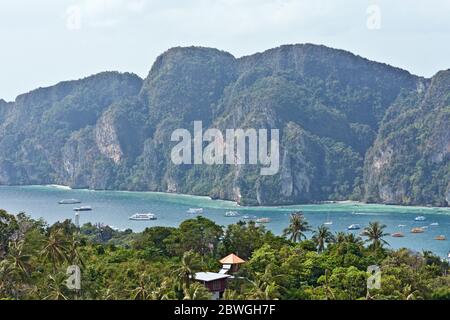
(0, 44, 448, 206)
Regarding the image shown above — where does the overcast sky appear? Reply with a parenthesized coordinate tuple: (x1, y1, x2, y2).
(1, 0, 450, 101)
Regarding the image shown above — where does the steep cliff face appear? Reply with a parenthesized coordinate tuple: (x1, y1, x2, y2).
(0, 44, 448, 206)
(364, 70, 450, 206)
(125, 44, 424, 205)
(0, 72, 143, 187)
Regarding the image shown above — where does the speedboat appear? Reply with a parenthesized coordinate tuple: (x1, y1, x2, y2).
(347, 224, 361, 230)
(414, 216, 426, 221)
(187, 208, 203, 214)
(411, 227, 425, 233)
(73, 206, 92, 212)
(430, 222, 439, 226)
(256, 217, 271, 224)
(129, 213, 157, 221)
(323, 213, 332, 225)
(225, 211, 240, 217)
(391, 232, 405, 238)
(59, 199, 81, 204)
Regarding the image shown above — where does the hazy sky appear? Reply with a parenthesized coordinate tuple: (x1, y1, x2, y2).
(1, 0, 450, 101)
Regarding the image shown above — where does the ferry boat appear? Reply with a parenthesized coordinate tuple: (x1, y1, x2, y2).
(129, 213, 157, 221)
(187, 208, 204, 214)
(347, 224, 361, 230)
(73, 206, 92, 212)
(225, 211, 240, 217)
(414, 216, 426, 221)
(59, 199, 81, 204)
(256, 217, 271, 224)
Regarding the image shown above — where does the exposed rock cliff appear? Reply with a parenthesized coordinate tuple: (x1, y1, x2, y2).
(0, 44, 448, 206)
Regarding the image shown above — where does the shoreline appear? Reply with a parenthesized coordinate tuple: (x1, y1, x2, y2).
(1, 184, 450, 214)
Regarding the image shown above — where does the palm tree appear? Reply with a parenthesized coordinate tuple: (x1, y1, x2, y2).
(131, 273, 153, 300)
(44, 273, 70, 300)
(246, 278, 280, 300)
(344, 233, 364, 245)
(6, 240, 31, 278)
(41, 228, 69, 271)
(183, 282, 212, 300)
(66, 235, 84, 267)
(0, 259, 18, 298)
(361, 222, 390, 250)
(319, 269, 336, 300)
(173, 250, 201, 288)
(246, 265, 282, 300)
(312, 226, 335, 252)
(282, 212, 311, 242)
(335, 232, 347, 244)
(150, 278, 176, 300)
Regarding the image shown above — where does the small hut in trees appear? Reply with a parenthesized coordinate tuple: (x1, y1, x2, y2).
(219, 253, 246, 274)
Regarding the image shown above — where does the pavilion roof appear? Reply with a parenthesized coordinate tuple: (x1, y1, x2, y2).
(220, 253, 245, 264)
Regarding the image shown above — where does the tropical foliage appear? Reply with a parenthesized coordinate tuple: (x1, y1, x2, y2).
(0, 209, 448, 300)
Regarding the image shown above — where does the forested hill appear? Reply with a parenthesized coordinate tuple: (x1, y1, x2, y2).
(1, 44, 449, 206)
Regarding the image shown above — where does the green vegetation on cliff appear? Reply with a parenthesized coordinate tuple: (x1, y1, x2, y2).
(0, 44, 449, 206)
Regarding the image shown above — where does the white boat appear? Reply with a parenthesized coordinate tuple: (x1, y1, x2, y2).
(225, 211, 240, 217)
(73, 206, 92, 212)
(347, 224, 361, 230)
(323, 213, 333, 225)
(242, 215, 257, 220)
(414, 216, 426, 221)
(398, 224, 407, 228)
(129, 213, 157, 221)
(256, 217, 271, 223)
(430, 222, 439, 226)
(59, 199, 81, 204)
(187, 208, 204, 214)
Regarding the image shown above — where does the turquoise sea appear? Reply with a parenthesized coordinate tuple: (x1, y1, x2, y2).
(0, 185, 449, 259)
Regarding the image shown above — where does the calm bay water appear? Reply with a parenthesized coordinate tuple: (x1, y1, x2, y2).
(0, 185, 449, 258)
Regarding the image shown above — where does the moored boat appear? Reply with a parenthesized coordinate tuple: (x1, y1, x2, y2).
(59, 199, 81, 204)
(225, 211, 240, 217)
(323, 212, 332, 225)
(187, 208, 203, 214)
(347, 224, 361, 230)
(391, 232, 405, 238)
(414, 216, 426, 221)
(129, 213, 157, 221)
(411, 227, 424, 233)
(434, 235, 446, 241)
(73, 206, 92, 212)
(430, 222, 439, 226)
(256, 217, 271, 224)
